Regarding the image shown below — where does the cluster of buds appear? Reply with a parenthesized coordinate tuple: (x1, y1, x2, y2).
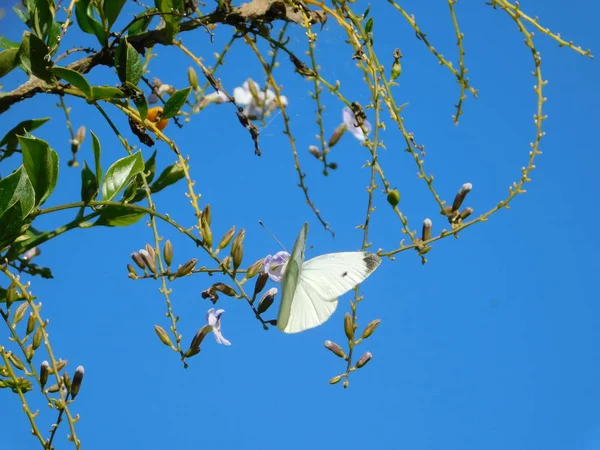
(148, 77, 176, 104)
(128, 241, 197, 280)
(326, 315, 381, 387)
(68, 126, 86, 167)
(249, 268, 278, 326)
(442, 183, 474, 226)
(40, 360, 84, 400)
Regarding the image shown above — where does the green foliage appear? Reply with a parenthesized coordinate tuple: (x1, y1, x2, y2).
(0, 48, 19, 78)
(154, 0, 184, 42)
(162, 87, 191, 119)
(115, 40, 143, 86)
(53, 66, 92, 99)
(19, 136, 59, 207)
(101, 151, 145, 201)
(75, 0, 108, 45)
(17, 31, 54, 83)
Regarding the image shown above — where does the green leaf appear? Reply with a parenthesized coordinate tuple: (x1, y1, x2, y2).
(150, 161, 184, 193)
(32, 0, 54, 41)
(0, 118, 51, 153)
(124, 82, 148, 121)
(91, 86, 126, 101)
(75, 0, 108, 45)
(53, 66, 92, 99)
(94, 205, 146, 227)
(91, 131, 103, 187)
(115, 39, 142, 85)
(46, 21, 62, 55)
(0, 167, 35, 219)
(19, 136, 59, 207)
(0, 201, 25, 250)
(126, 150, 158, 203)
(144, 150, 158, 184)
(102, 151, 145, 201)
(162, 87, 191, 119)
(128, 8, 157, 36)
(103, 0, 127, 30)
(365, 17, 374, 34)
(13, 6, 29, 25)
(0, 37, 20, 50)
(81, 162, 98, 203)
(0, 48, 19, 78)
(154, 0, 184, 42)
(18, 31, 54, 83)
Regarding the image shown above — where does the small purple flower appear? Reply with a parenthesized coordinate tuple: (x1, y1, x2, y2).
(263, 251, 290, 283)
(233, 80, 288, 120)
(206, 308, 231, 346)
(342, 106, 371, 142)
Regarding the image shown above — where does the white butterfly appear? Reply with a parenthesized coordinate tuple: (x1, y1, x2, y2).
(275, 223, 381, 334)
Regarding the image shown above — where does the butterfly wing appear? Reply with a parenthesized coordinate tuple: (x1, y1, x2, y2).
(279, 251, 382, 334)
(277, 223, 308, 332)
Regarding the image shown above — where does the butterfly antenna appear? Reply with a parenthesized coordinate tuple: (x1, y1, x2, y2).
(258, 220, 287, 252)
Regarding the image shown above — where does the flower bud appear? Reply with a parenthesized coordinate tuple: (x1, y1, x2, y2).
(344, 312, 354, 341)
(231, 229, 245, 272)
(459, 207, 473, 220)
(54, 359, 68, 373)
(131, 252, 146, 270)
(202, 204, 212, 226)
(257, 288, 277, 314)
(200, 215, 213, 248)
(329, 375, 343, 385)
(422, 218, 432, 241)
(26, 313, 35, 335)
(356, 352, 372, 368)
(63, 369, 71, 390)
(8, 352, 25, 370)
(33, 326, 43, 350)
(6, 284, 18, 308)
(13, 303, 28, 325)
(70, 365, 84, 399)
(245, 259, 263, 280)
(175, 258, 197, 278)
(254, 272, 269, 296)
(188, 67, 199, 90)
(247, 78, 259, 100)
(451, 182, 473, 212)
(221, 256, 232, 270)
(391, 60, 402, 81)
(75, 126, 86, 145)
(328, 123, 347, 148)
(23, 246, 41, 262)
(324, 340, 346, 359)
(139, 249, 156, 274)
(127, 264, 137, 277)
(361, 319, 381, 339)
(154, 325, 173, 347)
(308, 145, 322, 159)
(40, 360, 49, 388)
(387, 189, 400, 207)
(145, 244, 156, 262)
(218, 226, 236, 250)
(163, 240, 173, 267)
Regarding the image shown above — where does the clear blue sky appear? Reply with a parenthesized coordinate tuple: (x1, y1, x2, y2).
(2, 1, 599, 449)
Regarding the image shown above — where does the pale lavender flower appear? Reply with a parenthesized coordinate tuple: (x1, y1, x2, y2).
(148, 84, 175, 104)
(206, 308, 231, 346)
(233, 80, 288, 120)
(342, 106, 371, 141)
(23, 247, 41, 262)
(198, 90, 228, 109)
(263, 251, 290, 283)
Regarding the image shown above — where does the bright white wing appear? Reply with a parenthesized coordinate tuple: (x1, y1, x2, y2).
(280, 252, 381, 334)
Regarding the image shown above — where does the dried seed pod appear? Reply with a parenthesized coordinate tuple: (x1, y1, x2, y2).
(212, 283, 236, 297)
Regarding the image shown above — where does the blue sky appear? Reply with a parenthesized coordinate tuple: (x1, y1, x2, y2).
(1, 1, 599, 449)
